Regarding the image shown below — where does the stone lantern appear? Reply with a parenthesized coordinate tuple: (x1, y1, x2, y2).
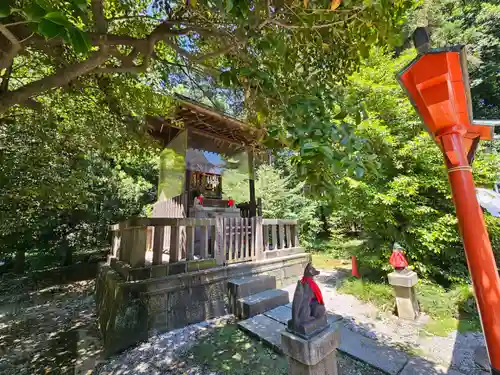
(388, 243, 419, 320)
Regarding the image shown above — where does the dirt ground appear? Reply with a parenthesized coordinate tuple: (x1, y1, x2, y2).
(0, 278, 384, 375)
(0, 280, 102, 375)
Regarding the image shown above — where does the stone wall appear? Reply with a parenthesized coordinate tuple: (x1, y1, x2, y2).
(96, 252, 310, 356)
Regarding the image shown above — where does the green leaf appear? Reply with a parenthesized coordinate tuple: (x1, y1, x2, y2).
(220, 71, 232, 86)
(302, 141, 319, 150)
(35, 0, 53, 11)
(38, 19, 66, 39)
(24, 3, 47, 21)
(66, 27, 91, 54)
(360, 44, 370, 59)
(0, 0, 13, 18)
(333, 110, 347, 120)
(225, 0, 234, 12)
(72, 0, 88, 12)
(44, 12, 72, 27)
(239, 67, 252, 77)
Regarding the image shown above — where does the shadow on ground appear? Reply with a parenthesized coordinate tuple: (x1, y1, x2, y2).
(0, 280, 102, 374)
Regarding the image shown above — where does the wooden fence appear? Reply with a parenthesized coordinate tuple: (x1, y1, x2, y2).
(110, 217, 300, 269)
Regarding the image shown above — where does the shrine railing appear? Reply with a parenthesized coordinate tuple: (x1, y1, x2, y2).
(109, 217, 303, 270)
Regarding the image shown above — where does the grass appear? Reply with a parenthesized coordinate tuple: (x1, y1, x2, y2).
(338, 278, 481, 337)
(338, 278, 395, 311)
(181, 321, 386, 375)
(311, 253, 349, 270)
(309, 237, 364, 271)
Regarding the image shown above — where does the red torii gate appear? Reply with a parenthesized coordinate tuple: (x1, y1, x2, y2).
(397, 35, 500, 374)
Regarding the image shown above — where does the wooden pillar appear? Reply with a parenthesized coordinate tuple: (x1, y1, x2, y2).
(248, 149, 256, 217)
(185, 168, 192, 218)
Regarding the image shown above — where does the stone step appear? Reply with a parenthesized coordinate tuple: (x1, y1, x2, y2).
(228, 275, 276, 315)
(237, 289, 289, 319)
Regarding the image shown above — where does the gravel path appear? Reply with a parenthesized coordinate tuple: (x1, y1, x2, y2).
(281, 270, 487, 375)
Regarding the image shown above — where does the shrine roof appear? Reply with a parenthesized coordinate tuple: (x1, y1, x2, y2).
(148, 94, 266, 150)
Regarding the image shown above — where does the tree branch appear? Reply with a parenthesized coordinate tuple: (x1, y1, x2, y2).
(0, 47, 109, 114)
(0, 25, 22, 71)
(269, 18, 344, 29)
(92, 0, 107, 33)
(267, 9, 362, 30)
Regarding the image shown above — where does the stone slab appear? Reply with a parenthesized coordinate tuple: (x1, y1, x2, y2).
(327, 314, 343, 324)
(338, 326, 409, 375)
(281, 323, 341, 366)
(228, 275, 276, 299)
(264, 305, 292, 324)
(238, 314, 285, 351)
(388, 270, 418, 287)
(399, 357, 471, 375)
(289, 352, 338, 375)
(238, 289, 289, 319)
(474, 346, 489, 371)
(287, 315, 329, 339)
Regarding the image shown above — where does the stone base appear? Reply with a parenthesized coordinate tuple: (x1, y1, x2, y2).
(388, 271, 419, 320)
(281, 323, 340, 375)
(288, 352, 337, 375)
(96, 253, 310, 356)
(287, 315, 328, 339)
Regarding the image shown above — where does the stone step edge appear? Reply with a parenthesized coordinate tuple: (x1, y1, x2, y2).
(237, 308, 472, 375)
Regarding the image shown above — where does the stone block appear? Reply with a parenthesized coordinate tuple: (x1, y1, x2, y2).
(281, 323, 340, 366)
(238, 289, 289, 319)
(287, 315, 329, 339)
(393, 285, 419, 320)
(264, 305, 292, 324)
(228, 275, 275, 314)
(288, 353, 337, 375)
(151, 265, 167, 278)
(399, 356, 468, 375)
(128, 267, 151, 281)
(338, 326, 408, 374)
(284, 263, 305, 279)
(238, 314, 286, 351)
(168, 262, 187, 275)
(186, 258, 217, 272)
(388, 270, 418, 287)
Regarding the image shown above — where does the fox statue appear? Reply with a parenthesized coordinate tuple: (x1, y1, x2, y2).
(288, 262, 327, 336)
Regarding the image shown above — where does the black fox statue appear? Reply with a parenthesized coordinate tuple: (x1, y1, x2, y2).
(287, 262, 328, 338)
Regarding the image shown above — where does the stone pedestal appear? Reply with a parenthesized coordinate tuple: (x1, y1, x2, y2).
(281, 323, 340, 375)
(388, 270, 419, 320)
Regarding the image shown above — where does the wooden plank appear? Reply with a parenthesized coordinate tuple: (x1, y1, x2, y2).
(119, 228, 131, 263)
(111, 231, 121, 258)
(278, 224, 285, 250)
(152, 226, 164, 265)
(254, 216, 263, 260)
(250, 217, 256, 258)
(263, 225, 269, 252)
(129, 227, 147, 268)
(123, 217, 216, 228)
(294, 224, 300, 247)
(186, 225, 195, 261)
(214, 216, 225, 265)
(170, 225, 181, 263)
(200, 225, 209, 259)
(242, 217, 247, 258)
(228, 217, 234, 261)
(285, 225, 292, 249)
(262, 219, 298, 226)
(236, 217, 241, 259)
(271, 224, 278, 251)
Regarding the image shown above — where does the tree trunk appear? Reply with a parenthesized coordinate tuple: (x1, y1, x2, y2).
(14, 248, 25, 274)
(63, 245, 73, 266)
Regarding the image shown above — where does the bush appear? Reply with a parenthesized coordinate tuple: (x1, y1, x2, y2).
(338, 278, 480, 334)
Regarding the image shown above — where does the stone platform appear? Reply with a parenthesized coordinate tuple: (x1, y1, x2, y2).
(238, 303, 484, 375)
